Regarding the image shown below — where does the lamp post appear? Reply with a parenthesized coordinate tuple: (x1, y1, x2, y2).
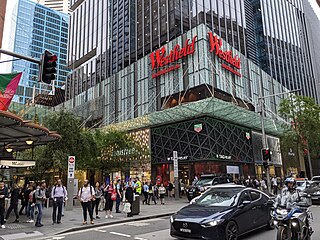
(258, 89, 301, 193)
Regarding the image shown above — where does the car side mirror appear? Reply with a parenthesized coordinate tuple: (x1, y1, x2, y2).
(238, 200, 251, 208)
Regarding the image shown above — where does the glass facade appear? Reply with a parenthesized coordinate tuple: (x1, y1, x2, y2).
(67, 0, 320, 103)
(11, 0, 69, 104)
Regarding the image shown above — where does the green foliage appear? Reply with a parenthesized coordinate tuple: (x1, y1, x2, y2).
(279, 95, 320, 158)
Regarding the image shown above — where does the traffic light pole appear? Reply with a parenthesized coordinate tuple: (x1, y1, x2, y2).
(0, 49, 40, 64)
(258, 89, 301, 195)
(259, 98, 271, 193)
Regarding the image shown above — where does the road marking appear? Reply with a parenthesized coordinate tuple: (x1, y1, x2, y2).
(126, 222, 151, 227)
(52, 237, 65, 240)
(134, 237, 148, 240)
(110, 232, 131, 238)
(0, 231, 43, 240)
(94, 229, 107, 233)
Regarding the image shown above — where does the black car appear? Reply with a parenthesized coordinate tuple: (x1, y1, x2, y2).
(170, 184, 274, 240)
(186, 175, 233, 201)
(304, 182, 320, 204)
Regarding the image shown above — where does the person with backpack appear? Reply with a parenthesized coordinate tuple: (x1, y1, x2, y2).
(34, 181, 46, 227)
(78, 180, 95, 225)
(51, 179, 67, 224)
(4, 184, 20, 223)
(124, 181, 134, 217)
(104, 180, 116, 219)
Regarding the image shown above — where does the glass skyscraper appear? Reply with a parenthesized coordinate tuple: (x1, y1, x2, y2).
(9, 0, 69, 104)
(67, 0, 319, 103)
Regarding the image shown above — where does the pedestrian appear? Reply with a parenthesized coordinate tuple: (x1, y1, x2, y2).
(168, 181, 173, 197)
(93, 182, 103, 219)
(104, 180, 116, 219)
(5, 184, 20, 223)
(135, 177, 142, 195)
(260, 178, 267, 192)
(125, 182, 134, 217)
(115, 179, 122, 213)
(142, 182, 149, 204)
(51, 179, 67, 224)
(34, 181, 46, 227)
(26, 185, 36, 223)
(147, 182, 157, 205)
(0, 181, 8, 229)
(99, 183, 106, 211)
(180, 181, 185, 196)
(19, 184, 29, 215)
(272, 176, 278, 195)
(78, 180, 95, 225)
(159, 183, 166, 205)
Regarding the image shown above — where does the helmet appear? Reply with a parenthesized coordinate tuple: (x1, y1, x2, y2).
(285, 177, 296, 187)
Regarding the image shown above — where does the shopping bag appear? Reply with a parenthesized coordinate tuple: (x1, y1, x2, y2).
(123, 202, 131, 213)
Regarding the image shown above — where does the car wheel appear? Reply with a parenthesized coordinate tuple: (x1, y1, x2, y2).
(225, 221, 238, 240)
(277, 226, 291, 240)
(266, 209, 275, 230)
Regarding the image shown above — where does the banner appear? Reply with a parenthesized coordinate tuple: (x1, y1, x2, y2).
(0, 72, 23, 111)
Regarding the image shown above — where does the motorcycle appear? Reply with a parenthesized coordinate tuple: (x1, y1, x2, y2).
(273, 203, 313, 240)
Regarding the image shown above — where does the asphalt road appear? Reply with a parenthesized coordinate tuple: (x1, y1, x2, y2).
(40, 206, 320, 240)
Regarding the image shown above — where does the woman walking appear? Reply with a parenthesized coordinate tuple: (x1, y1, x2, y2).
(158, 183, 166, 205)
(26, 185, 36, 223)
(104, 180, 116, 219)
(147, 182, 157, 205)
(93, 182, 103, 219)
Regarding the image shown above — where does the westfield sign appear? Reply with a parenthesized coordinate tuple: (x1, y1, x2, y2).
(150, 32, 241, 78)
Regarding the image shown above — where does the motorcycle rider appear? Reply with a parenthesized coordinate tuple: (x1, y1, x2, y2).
(274, 177, 301, 209)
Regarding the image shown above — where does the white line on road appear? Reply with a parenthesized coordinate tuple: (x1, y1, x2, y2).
(110, 232, 132, 238)
(134, 237, 148, 240)
(94, 229, 107, 233)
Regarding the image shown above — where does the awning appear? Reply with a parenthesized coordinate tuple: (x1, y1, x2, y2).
(0, 110, 61, 151)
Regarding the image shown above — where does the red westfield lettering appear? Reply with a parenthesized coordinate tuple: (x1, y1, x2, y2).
(150, 36, 197, 70)
(208, 32, 241, 69)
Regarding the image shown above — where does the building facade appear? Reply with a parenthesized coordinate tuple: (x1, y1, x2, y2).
(67, 0, 320, 104)
(37, 0, 70, 13)
(5, 0, 69, 104)
(0, 0, 7, 50)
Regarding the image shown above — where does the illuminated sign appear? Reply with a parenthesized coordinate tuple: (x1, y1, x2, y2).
(150, 36, 197, 78)
(208, 32, 242, 77)
(150, 32, 242, 78)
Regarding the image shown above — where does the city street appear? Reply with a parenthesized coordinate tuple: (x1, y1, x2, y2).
(35, 205, 320, 240)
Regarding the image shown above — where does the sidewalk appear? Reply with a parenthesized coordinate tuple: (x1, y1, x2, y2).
(0, 197, 188, 240)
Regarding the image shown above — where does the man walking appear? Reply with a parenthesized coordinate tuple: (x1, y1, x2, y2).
(78, 180, 95, 225)
(5, 184, 20, 223)
(0, 182, 8, 229)
(51, 179, 67, 224)
(115, 179, 122, 213)
(35, 182, 46, 227)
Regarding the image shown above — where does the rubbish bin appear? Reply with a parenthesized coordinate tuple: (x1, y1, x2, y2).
(131, 194, 140, 215)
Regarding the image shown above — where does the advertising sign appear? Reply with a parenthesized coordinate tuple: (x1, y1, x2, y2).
(68, 156, 75, 178)
(226, 165, 240, 174)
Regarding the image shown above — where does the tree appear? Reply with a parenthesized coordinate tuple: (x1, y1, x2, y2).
(279, 95, 320, 177)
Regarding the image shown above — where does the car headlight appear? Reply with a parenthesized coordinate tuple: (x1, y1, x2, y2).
(292, 221, 298, 228)
(201, 219, 225, 228)
(170, 215, 175, 223)
(313, 191, 320, 195)
(276, 209, 288, 215)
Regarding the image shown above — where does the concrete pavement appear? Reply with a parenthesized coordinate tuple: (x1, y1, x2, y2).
(0, 197, 188, 240)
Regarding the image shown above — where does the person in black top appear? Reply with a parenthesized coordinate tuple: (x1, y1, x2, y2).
(0, 181, 8, 228)
(19, 184, 29, 215)
(125, 182, 134, 217)
(5, 184, 20, 223)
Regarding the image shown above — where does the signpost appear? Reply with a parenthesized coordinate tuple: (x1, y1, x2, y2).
(66, 156, 75, 211)
(173, 151, 179, 200)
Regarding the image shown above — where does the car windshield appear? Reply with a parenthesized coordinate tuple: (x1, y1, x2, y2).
(196, 188, 241, 207)
(296, 181, 305, 187)
(196, 178, 213, 186)
(311, 177, 320, 181)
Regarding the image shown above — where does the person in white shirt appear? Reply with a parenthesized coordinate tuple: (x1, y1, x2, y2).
(272, 176, 278, 195)
(51, 179, 67, 224)
(78, 180, 95, 225)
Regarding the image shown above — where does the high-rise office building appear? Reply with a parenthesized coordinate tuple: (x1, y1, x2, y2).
(0, 0, 7, 50)
(68, 0, 319, 103)
(4, 0, 69, 104)
(37, 0, 70, 13)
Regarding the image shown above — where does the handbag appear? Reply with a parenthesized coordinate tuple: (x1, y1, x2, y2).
(123, 202, 131, 213)
(111, 190, 117, 201)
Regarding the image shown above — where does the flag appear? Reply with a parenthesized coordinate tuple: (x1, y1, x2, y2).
(0, 72, 23, 111)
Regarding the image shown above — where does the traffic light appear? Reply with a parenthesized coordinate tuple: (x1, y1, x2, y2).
(40, 50, 57, 84)
(261, 148, 271, 161)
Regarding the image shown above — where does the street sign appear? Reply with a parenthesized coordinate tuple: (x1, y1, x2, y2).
(68, 156, 75, 178)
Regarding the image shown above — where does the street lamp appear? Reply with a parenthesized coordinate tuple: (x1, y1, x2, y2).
(258, 89, 301, 194)
(26, 138, 33, 145)
(5, 145, 13, 153)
